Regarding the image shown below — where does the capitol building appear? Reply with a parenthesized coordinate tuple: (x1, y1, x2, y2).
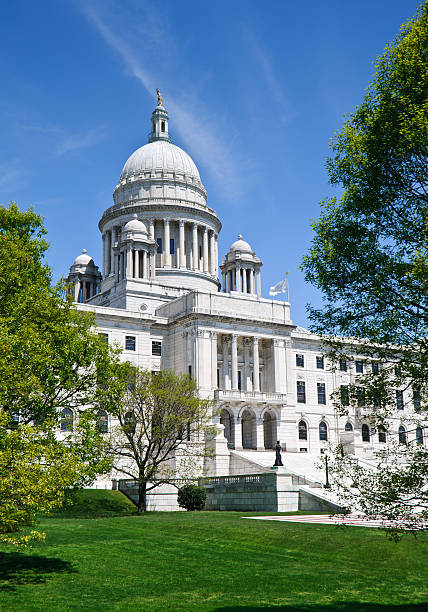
(66, 97, 424, 509)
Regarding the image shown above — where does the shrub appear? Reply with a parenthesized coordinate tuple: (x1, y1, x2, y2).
(177, 484, 207, 511)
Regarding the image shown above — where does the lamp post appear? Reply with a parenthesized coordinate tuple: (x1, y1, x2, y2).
(324, 454, 331, 489)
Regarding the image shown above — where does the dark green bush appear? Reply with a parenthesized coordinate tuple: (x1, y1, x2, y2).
(177, 484, 207, 511)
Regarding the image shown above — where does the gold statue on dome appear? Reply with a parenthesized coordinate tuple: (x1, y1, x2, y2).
(156, 88, 162, 106)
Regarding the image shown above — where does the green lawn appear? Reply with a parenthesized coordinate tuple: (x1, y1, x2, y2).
(1, 492, 427, 612)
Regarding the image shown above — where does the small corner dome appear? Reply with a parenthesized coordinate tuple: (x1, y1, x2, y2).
(123, 214, 147, 233)
(73, 249, 93, 266)
(230, 234, 252, 253)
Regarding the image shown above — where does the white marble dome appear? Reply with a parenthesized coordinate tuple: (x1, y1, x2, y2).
(123, 214, 147, 234)
(230, 235, 252, 253)
(73, 249, 93, 266)
(120, 140, 201, 183)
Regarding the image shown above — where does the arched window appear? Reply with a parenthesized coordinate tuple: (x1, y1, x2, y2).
(298, 420, 308, 440)
(319, 421, 328, 441)
(345, 422, 353, 432)
(378, 425, 386, 443)
(60, 408, 74, 432)
(362, 424, 370, 442)
(416, 427, 423, 445)
(398, 425, 407, 444)
(97, 410, 108, 433)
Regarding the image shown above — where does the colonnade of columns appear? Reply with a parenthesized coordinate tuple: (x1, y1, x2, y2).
(102, 219, 218, 278)
(221, 265, 261, 296)
(75, 279, 98, 303)
(219, 334, 262, 392)
(116, 245, 155, 282)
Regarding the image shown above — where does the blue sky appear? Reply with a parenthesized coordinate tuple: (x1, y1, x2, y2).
(0, 0, 420, 326)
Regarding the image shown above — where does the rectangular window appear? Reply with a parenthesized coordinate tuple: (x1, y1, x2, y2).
(340, 385, 349, 406)
(152, 341, 162, 356)
(413, 391, 421, 411)
(300, 448, 308, 453)
(170, 238, 175, 254)
(238, 371, 242, 390)
(217, 369, 220, 388)
(125, 335, 136, 351)
(156, 238, 162, 254)
(296, 354, 304, 367)
(356, 386, 365, 407)
(316, 355, 324, 369)
(297, 381, 306, 403)
(199, 245, 202, 259)
(372, 361, 379, 374)
(355, 361, 364, 374)
(317, 382, 326, 405)
(396, 390, 404, 410)
(339, 359, 347, 372)
(98, 333, 108, 343)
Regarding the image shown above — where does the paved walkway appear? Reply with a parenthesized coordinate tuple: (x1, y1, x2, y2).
(243, 514, 425, 529)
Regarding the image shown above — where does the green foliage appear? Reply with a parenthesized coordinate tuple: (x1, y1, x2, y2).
(0, 203, 121, 544)
(45, 489, 137, 518)
(302, 3, 428, 531)
(104, 369, 215, 512)
(177, 484, 207, 511)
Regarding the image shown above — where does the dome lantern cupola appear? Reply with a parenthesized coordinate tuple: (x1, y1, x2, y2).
(148, 90, 171, 143)
(221, 234, 262, 296)
(66, 249, 102, 303)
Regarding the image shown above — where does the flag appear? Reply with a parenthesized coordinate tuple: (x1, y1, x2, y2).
(269, 274, 289, 298)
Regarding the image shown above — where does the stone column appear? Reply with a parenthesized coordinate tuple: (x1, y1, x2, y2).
(192, 223, 198, 270)
(284, 339, 294, 404)
(164, 219, 170, 267)
(102, 234, 106, 277)
(272, 339, 287, 393)
(222, 337, 230, 389)
(141, 250, 146, 279)
(250, 269, 255, 294)
(107, 231, 112, 275)
(126, 246, 132, 279)
(74, 279, 80, 302)
(256, 417, 265, 450)
(252, 337, 260, 392)
(149, 219, 154, 240)
(134, 248, 139, 279)
(209, 231, 215, 276)
(150, 249, 156, 279)
(203, 227, 209, 273)
(222, 270, 226, 292)
(243, 338, 251, 391)
(256, 269, 261, 297)
(235, 264, 241, 292)
(210, 331, 218, 389)
(179, 220, 186, 269)
(234, 416, 243, 450)
(231, 334, 238, 390)
(242, 267, 247, 294)
(214, 234, 219, 277)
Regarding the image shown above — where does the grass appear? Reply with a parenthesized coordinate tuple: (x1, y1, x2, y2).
(1, 491, 427, 612)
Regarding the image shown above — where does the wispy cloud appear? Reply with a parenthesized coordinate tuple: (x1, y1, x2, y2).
(0, 160, 23, 191)
(247, 33, 294, 125)
(56, 125, 106, 156)
(78, 1, 245, 202)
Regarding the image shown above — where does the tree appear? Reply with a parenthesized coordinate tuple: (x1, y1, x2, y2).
(0, 203, 120, 544)
(302, 3, 428, 533)
(103, 369, 215, 513)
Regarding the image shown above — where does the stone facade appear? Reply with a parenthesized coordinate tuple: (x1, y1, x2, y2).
(66, 98, 426, 501)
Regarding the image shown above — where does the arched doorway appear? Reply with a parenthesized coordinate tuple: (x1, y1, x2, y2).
(241, 409, 256, 449)
(220, 409, 234, 449)
(263, 411, 276, 449)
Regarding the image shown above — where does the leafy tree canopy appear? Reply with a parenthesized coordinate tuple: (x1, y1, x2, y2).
(302, 2, 428, 533)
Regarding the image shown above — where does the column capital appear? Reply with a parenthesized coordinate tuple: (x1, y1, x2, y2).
(252, 336, 260, 345)
(179, 219, 185, 227)
(209, 330, 218, 339)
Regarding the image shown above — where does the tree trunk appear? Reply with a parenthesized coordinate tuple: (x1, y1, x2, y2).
(137, 478, 147, 513)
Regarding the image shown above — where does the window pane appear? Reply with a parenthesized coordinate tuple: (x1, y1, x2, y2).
(157, 238, 162, 254)
(60, 408, 73, 432)
(296, 354, 304, 367)
(372, 361, 379, 374)
(170, 238, 175, 254)
(317, 383, 326, 405)
(125, 336, 136, 351)
(345, 422, 353, 432)
(340, 385, 349, 406)
(355, 361, 364, 373)
(297, 381, 306, 403)
(152, 341, 162, 356)
(396, 390, 404, 410)
(339, 359, 347, 372)
(416, 427, 423, 445)
(398, 426, 406, 444)
(298, 420, 307, 440)
(362, 424, 370, 442)
(316, 355, 324, 369)
(378, 426, 386, 443)
(319, 421, 328, 441)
